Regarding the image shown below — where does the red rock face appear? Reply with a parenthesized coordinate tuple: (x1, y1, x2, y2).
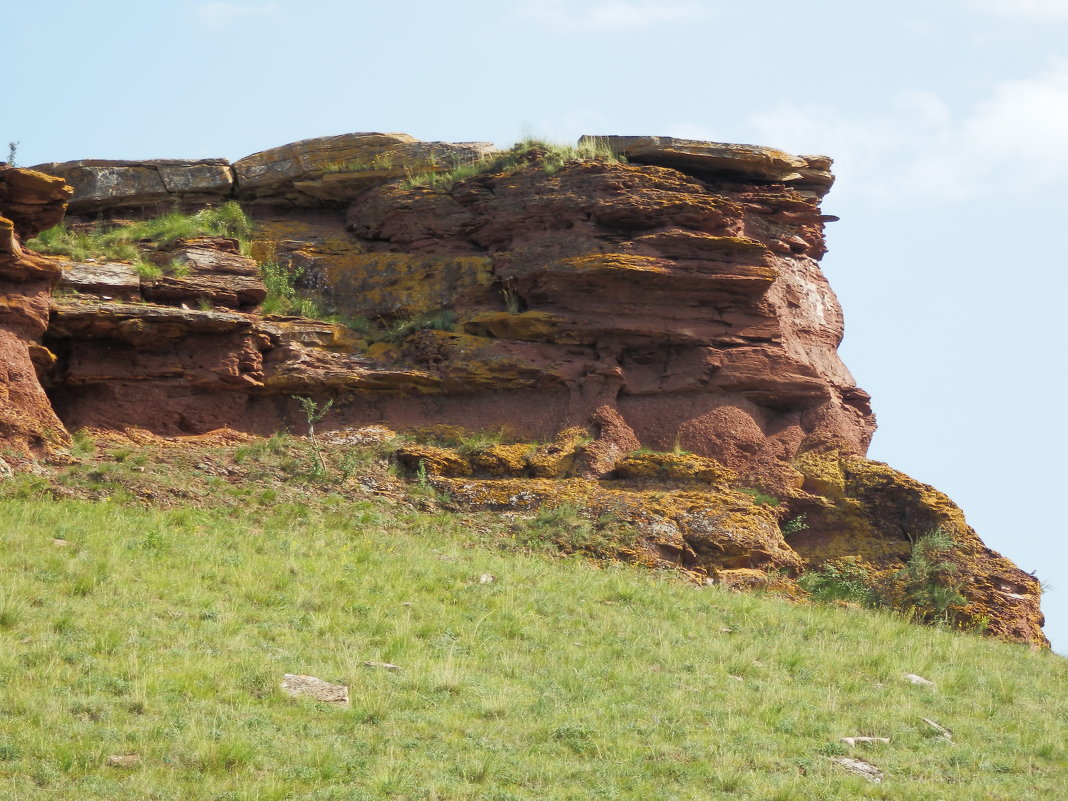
(0, 168, 72, 458)
(340, 158, 874, 490)
(12, 135, 1046, 646)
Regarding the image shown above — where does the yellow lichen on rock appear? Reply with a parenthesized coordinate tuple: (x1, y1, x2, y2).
(395, 443, 471, 477)
(793, 449, 847, 498)
(787, 450, 1047, 645)
(615, 450, 738, 485)
(471, 443, 534, 477)
(323, 253, 494, 320)
(526, 428, 590, 478)
(407, 330, 569, 391)
(461, 311, 566, 342)
(556, 254, 668, 274)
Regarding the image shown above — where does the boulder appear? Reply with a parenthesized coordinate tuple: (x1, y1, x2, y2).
(58, 261, 141, 301)
(143, 239, 267, 310)
(582, 135, 834, 196)
(233, 132, 495, 205)
(0, 167, 72, 237)
(31, 159, 233, 214)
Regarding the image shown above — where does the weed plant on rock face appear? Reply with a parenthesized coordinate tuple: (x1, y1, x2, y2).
(0, 443, 1065, 800)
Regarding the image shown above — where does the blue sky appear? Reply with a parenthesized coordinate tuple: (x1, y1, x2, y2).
(10, 0, 1068, 652)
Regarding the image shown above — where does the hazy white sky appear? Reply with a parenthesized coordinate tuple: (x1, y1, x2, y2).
(9, 0, 1067, 651)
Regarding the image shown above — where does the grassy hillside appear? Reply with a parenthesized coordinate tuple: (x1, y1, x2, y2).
(0, 436, 1064, 800)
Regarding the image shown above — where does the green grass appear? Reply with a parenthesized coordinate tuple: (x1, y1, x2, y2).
(259, 261, 332, 318)
(27, 201, 254, 265)
(29, 203, 339, 323)
(0, 441, 1065, 800)
(402, 137, 625, 191)
(321, 152, 396, 174)
(739, 487, 781, 507)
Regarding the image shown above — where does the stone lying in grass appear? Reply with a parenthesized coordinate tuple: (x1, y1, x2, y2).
(280, 674, 349, 707)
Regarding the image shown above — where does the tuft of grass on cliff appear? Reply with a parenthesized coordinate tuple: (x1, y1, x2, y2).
(28, 203, 335, 321)
(26, 201, 254, 264)
(401, 136, 625, 191)
(0, 439, 1065, 801)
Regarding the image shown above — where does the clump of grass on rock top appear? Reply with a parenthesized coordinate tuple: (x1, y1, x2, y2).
(27, 201, 253, 264)
(402, 136, 625, 191)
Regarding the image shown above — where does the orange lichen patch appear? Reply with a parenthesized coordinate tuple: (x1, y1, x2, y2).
(430, 471, 799, 577)
(718, 568, 803, 597)
(788, 450, 1047, 646)
(555, 254, 669, 274)
(526, 427, 591, 478)
(269, 319, 365, 352)
(407, 330, 568, 391)
(27, 343, 57, 373)
(793, 449, 847, 498)
(635, 231, 772, 257)
(461, 311, 566, 342)
(321, 253, 494, 319)
(80, 426, 255, 449)
(395, 444, 471, 477)
(263, 345, 441, 394)
(406, 424, 474, 446)
(471, 443, 533, 477)
(365, 342, 399, 362)
(249, 217, 361, 264)
(614, 451, 737, 485)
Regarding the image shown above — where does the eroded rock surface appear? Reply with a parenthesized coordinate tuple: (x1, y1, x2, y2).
(32, 159, 233, 214)
(3, 134, 1047, 646)
(0, 167, 71, 456)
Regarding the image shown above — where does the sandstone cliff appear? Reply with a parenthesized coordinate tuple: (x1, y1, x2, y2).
(0, 133, 1045, 646)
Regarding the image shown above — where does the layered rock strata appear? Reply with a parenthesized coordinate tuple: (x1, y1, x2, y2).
(34, 132, 496, 213)
(2, 134, 1046, 646)
(0, 167, 71, 461)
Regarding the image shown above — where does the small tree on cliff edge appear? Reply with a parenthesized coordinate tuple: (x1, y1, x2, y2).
(293, 396, 333, 474)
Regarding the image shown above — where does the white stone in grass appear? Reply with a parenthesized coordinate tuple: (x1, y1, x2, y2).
(280, 674, 350, 706)
(106, 753, 140, 768)
(904, 673, 935, 686)
(921, 717, 953, 740)
(479, 573, 496, 584)
(831, 756, 883, 783)
(840, 737, 891, 747)
(363, 661, 401, 671)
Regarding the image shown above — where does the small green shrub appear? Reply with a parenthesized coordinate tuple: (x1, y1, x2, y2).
(293, 395, 333, 475)
(894, 528, 966, 624)
(259, 262, 330, 318)
(69, 429, 96, 458)
(739, 487, 780, 507)
(800, 529, 969, 627)
(383, 309, 457, 342)
(136, 262, 163, 280)
(779, 513, 808, 535)
(799, 558, 877, 606)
